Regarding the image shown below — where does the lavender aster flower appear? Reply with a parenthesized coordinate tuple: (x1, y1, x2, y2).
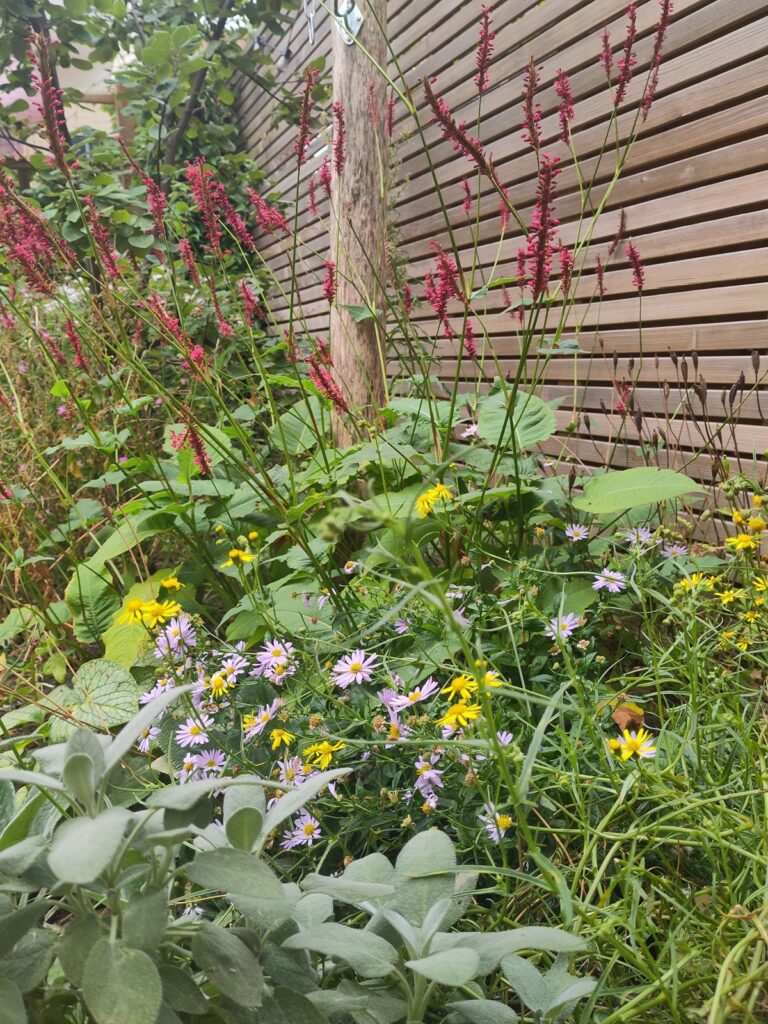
(624, 526, 654, 547)
(479, 802, 513, 842)
(390, 677, 440, 712)
(332, 649, 378, 689)
(593, 569, 627, 593)
(137, 726, 159, 754)
(281, 811, 321, 850)
(394, 617, 410, 635)
(277, 756, 306, 786)
(565, 523, 589, 541)
(662, 543, 687, 558)
(175, 713, 213, 748)
(154, 614, 196, 659)
(194, 748, 226, 776)
(414, 753, 443, 799)
(544, 612, 581, 641)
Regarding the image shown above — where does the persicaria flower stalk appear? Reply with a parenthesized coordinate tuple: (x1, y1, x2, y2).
(208, 279, 233, 337)
(27, 33, 69, 176)
(517, 153, 561, 296)
(237, 280, 264, 327)
(461, 179, 472, 216)
(521, 58, 542, 152)
(331, 101, 346, 176)
(247, 190, 289, 235)
(463, 319, 477, 359)
(178, 238, 201, 285)
(642, 0, 673, 120)
(423, 77, 491, 175)
(626, 241, 645, 291)
(171, 410, 212, 477)
(294, 66, 320, 165)
(614, 3, 638, 108)
(308, 356, 349, 414)
(559, 245, 574, 294)
(599, 27, 613, 78)
(40, 330, 66, 366)
(143, 176, 166, 237)
(323, 261, 337, 305)
(83, 197, 120, 278)
(318, 156, 332, 198)
(474, 6, 495, 93)
(64, 319, 88, 370)
(554, 69, 575, 144)
(386, 95, 396, 138)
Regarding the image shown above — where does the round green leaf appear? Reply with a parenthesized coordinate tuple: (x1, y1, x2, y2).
(82, 938, 162, 1024)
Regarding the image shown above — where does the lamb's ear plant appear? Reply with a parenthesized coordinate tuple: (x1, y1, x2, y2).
(286, 829, 596, 1023)
(0, 688, 350, 1024)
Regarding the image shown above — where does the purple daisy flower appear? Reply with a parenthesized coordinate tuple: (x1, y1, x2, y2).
(194, 748, 226, 776)
(565, 523, 589, 541)
(389, 677, 439, 713)
(137, 726, 160, 754)
(281, 811, 321, 851)
(175, 713, 213, 748)
(394, 617, 410, 635)
(544, 612, 581, 641)
(593, 569, 626, 593)
(662, 543, 687, 558)
(154, 614, 196, 659)
(331, 649, 378, 689)
(479, 802, 513, 842)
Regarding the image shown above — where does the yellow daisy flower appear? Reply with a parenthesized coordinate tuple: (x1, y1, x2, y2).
(118, 598, 145, 625)
(437, 702, 482, 729)
(749, 516, 766, 534)
(302, 740, 346, 770)
(440, 674, 478, 702)
(220, 548, 254, 568)
(141, 599, 181, 628)
(726, 533, 757, 552)
(608, 727, 656, 761)
(160, 575, 184, 591)
(270, 728, 295, 750)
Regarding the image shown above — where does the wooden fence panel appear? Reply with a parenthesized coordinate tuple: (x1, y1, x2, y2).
(237, 0, 768, 481)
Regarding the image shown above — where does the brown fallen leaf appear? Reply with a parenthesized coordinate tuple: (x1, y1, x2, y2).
(612, 701, 645, 732)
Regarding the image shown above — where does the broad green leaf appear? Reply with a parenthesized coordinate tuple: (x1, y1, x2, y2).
(224, 806, 263, 851)
(0, 783, 12, 831)
(158, 965, 209, 1014)
(476, 391, 556, 451)
(223, 781, 266, 851)
(282, 923, 397, 979)
(393, 829, 457, 925)
(43, 659, 140, 742)
(448, 1000, 519, 1023)
(0, 770, 65, 793)
(122, 888, 168, 951)
(82, 938, 162, 1024)
(0, 607, 36, 647)
(406, 948, 480, 985)
(83, 510, 175, 572)
(0, 979, 26, 1024)
(499, 955, 548, 1013)
(186, 848, 285, 904)
(57, 915, 103, 987)
(276, 396, 324, 454)
(48, 807, 129, 884)
(342, 304, 378, 322)
(0, 929, 54, 993)
(301, 874, 396, 905)
(434, 928, 586, 974)
(572, 467, 702, 514)
(64, 566, 119, 643)
(191, 921, 263, 1008)
(0, 902, 52, 956)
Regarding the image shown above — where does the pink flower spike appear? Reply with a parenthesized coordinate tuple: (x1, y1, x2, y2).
(474, 5, 495, 93)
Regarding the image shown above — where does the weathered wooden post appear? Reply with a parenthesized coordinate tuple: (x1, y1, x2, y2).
(329, 0, 388, 447)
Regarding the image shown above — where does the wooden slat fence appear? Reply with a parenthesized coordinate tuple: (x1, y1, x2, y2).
(237, 0, 768, 478)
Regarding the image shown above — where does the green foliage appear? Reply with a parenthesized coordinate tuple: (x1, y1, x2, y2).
(572, 467, 703, 514)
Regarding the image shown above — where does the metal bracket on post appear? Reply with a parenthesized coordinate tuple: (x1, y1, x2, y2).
(333, 0, 364, 45)
(303, 0, 317, 45)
